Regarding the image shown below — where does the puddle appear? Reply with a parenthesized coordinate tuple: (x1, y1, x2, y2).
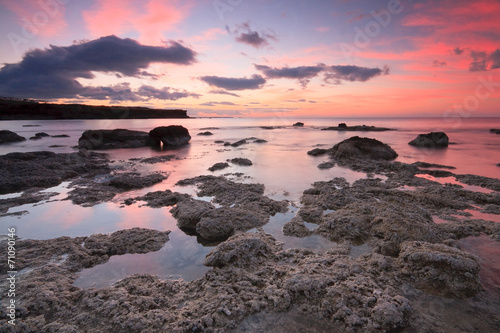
(303, 222, 318, 231)
(459, 234, 500, 294)
(349, 243, 372, 258)
(432, 215, 451, 224)
(416, 174, 495, 194)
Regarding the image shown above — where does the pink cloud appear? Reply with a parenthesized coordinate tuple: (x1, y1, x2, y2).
(3, 0, 68, 37)
(315, 26, 330, 33)
(82, 0, 193, 45)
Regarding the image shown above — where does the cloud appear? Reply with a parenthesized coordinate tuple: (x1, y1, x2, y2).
(432, 60, 447, 67)
(469, 50, 488, 71)
(254, 64, 325, 87)
(233, 23, 277, 49)
(209, 89, 241, 97)
(136, 85, 201, 100)
(0, 35, 197, 100)
(453, 47, 465, 55)
(315, 26, 330, 33)
(199, 75, 266, 90)
(255, 63, 388, 86)
(199, 101, 236, 106)
(490, 49, 500, 69)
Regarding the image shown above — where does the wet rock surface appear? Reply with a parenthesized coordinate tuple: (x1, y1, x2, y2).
(322, 124, 396, 131)
(0, 130, 26, 144)
(329, 136, 398, 161)
(209, 162, 230, 171)
(149, 125, 191, 147)
(78, 129, 152, 150)
(228, 158, 253, 166)
(409, 132, 449, 148)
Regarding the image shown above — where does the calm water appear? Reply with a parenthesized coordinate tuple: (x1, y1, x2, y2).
(1, 117, 499, 287)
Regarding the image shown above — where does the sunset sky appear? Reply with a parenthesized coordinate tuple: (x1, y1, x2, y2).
(0, 0, 499, 117)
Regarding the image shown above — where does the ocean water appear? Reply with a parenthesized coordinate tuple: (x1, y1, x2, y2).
(1, 117, 499, 287)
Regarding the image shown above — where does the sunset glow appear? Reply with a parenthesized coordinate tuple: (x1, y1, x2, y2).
(1, 0, 499, 117)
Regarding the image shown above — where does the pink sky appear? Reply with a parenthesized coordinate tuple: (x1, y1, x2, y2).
(0, 0, 499, 117)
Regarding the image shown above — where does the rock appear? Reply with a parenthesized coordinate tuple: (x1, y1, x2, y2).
(78, 129, 152, 150)
(231, 139, 247, 147)
(196, 207, 264, 241)
(127, 189, 188, 208)
(148, 125, 191, 147)
(398, 241, 481, 298)
(214, 140, 225, 143)
(322, 124, 395, 131)
(51, 134, 70, 138)
(35, 132, 50, 137)
(329, 136, 398, 161)
(283, 216, 313, 237)
(0, 151, 110, 195)
(413, 161, 456, 169)
(133, 154, 175, 164)
(293, 122, 304, 127)
(482, 204, 500, 214)
(228, 157, 253, 166)
(29, 136, 42, 140)
(170, 199, 214, 230)
(208, 162, 230, 171)
(424, 169, 454, 177)
(455, 174, 500, 191)
(254, 139, 268, 143)
(307, 148, 328, 156)
(0, 130, 26, 144)
(490, 129, 500, 134)
(197, 131, 213, 136)
(317, 161, 335, 169)
(408, 132, 449, 148)
(107, 173, 167, 190)
(204, 231, 281, 268)
(297, 206, 324, 223)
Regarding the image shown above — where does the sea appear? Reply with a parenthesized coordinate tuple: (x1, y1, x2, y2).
(1, 116, 499, 288)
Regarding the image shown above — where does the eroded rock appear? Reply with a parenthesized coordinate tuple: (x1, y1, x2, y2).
(409, 132, 449, 148)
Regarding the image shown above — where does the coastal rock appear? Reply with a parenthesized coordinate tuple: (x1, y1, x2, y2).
(231, 139, 247, 147)
(283, 216, 313, 237)
(127, 189, 188, 208)
(398, 241, 481, 298)
(196, 207, 264, 241)
(52, 134, 70, 138)
(197, 131, 213, 136)
(148, 125, 191, 146)
(0, 150, 110, 195)
(318, 161, 335, 169)
(293, 122, 304, 127)
(107, 172, 167, 190)
(254, 139, 268, 143)
(35, 132, 50, 137)
(228, 157, 253, 166)
(170, 198, 214, 231)
(329, 136, 398, 161)
(490, 129, 500, 134)
(408, 132, 449, 148)
(29, 135, 42, 140)
(454, 174, 500, 191)
(413, 161, 456, 169)
(204, 231, 281, 268)
(307, 148, 328, 156)
(322, 124, 395, 131)
(78, 129, 151, 150)
(208, 162, 230, 171)
(0, 130, 26, 144)
(132, 154, 175, 164)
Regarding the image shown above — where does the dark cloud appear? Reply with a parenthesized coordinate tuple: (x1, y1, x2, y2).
(233, 23, 277, 49)
(209, 89, 241, 97)
(255, 63, 388, 86)
(199, 101, 236, 106)
(136, 85, 201, 100)
(453, 47, 465, 55)
(469, 50, 488, 71)
(254, 64, 324, 87)
(432, 60, 447, 67)
(199, 75, 266, 90)
(490, 49, 500, 70)
(0, 35, 197, 100)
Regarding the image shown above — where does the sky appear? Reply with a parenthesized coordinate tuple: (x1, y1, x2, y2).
(0, 0, 499, 117)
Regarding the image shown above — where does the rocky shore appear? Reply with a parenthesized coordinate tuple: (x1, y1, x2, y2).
(1, 133, 500, 332)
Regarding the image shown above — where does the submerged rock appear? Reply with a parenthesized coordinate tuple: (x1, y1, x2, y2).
(149, 125, 191, 146)
(329, 136, 398, 161)
(0, 130, 26, 144)
(107, 172, 166, 190)
(197, 131, 213, 136)
(490, 128, 500, 134)
(228, 157, 253, 166)
(208, 162, 230, 171)
(231, 139, 247, 147)
(409, 132, 449, 148)
(322, 124, 395, 131)
(293, 122, 304, 127)
(318, 161, 335, 169)
(307, 148, 328, 156)
(78, 129, 152, 150)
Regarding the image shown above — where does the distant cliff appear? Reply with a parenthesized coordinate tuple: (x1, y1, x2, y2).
(0, 98, 189, 120)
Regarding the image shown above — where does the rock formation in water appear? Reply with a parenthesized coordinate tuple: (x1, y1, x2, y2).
(0, 130, 26, 144)
(149, 125, 191, 147)
(409, 132, 449, 148)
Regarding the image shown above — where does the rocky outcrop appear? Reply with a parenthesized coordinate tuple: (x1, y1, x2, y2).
(490, 129, 500, 134)
(329, 136, 398, 161)
(197, 131, 213, 136)
(148, 125, 191, 147)
(0, 150, 109, 195)
(307, 148, 328, 156)
(208, 162, 230, 171)
(322, 124, 395, 131)
(228, 157, 253, 166)
(0, 130, 26, 144)
(78, 129, 151, 150)
(409, 132, 449, 148)
(293, 122, 304, 127)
